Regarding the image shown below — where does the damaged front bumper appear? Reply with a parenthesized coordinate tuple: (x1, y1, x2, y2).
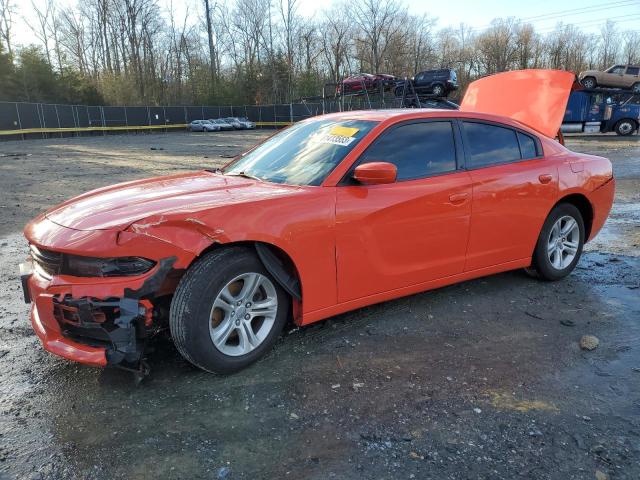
(25, 257, 176, 368)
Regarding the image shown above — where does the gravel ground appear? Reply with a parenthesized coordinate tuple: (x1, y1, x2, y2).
(0, 131, 639, 480)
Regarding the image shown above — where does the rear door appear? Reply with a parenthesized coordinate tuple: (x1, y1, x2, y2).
(625, 66, 640, 88)
(460, 120, 559, 271)
(335, 120, 472, 302)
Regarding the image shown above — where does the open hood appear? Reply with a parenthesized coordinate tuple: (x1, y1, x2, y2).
(460, 69, 575, 138)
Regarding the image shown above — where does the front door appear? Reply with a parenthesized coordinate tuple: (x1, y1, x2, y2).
(335, 120, 472, 303)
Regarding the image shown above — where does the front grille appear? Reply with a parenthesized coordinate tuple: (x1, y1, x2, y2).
(30, 245, 63, 278)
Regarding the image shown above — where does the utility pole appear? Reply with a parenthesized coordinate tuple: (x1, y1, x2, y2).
(204, 0, 216, 99)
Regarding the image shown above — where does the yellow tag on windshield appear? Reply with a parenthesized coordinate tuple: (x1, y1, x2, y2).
(330, 126, 359, 137)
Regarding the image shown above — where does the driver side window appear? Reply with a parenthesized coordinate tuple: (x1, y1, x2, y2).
(359, 121, 457, 181)
(609, 66, 625, 74)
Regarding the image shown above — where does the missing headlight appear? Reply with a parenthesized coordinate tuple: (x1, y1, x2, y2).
(64, 255, 156, 277)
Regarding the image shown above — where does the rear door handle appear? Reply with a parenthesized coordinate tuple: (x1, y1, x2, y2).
(538, 174, 553, 184)
(449, 192, 468, 205)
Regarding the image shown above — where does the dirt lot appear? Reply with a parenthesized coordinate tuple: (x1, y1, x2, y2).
(0, 131, 639, 480)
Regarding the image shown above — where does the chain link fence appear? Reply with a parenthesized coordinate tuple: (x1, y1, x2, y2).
(0, 97, 396, 141)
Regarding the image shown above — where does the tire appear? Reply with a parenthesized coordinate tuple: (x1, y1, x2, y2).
(615, 119, 636, 136)
(431, 84, 445, 96)
(632, 82, 640, 93)
(527, 203, 585, 281)
(170, 247, 289, 373)
(581, 77, 596, 89)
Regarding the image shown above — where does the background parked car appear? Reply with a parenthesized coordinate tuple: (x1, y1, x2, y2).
(208, 119, 235, 130)
(224, 117, 245, 129)
(579, 64, 640, 92)
(188, 120, 220, 132)
(394, 69, 458, 97)
(236, 117, 256, 129)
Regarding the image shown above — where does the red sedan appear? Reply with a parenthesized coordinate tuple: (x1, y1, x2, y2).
(22, 70, 614, 375)
(337, 73, 396, 95)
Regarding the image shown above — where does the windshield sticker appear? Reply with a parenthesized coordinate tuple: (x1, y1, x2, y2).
(329, 126, 359, 137)
(317, 134, 356, 147)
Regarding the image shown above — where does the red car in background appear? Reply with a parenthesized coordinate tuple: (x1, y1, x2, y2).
(22, 70, 614, 376)
(337, 73, 397, 94)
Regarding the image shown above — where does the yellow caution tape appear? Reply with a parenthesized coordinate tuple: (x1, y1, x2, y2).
(0, 121, 292, 136)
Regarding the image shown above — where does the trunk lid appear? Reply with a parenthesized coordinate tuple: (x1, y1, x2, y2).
(460, 69, 575, 138)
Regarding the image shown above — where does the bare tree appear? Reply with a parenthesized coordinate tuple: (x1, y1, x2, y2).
(0, 0, 14, 57)
(204, 0, 216, 91)
(622, 31, 640, 65)
(599, 20, 619, 69)
(28, 0, 55, 68)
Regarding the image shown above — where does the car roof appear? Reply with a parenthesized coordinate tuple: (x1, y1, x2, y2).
(308, 109, 540, 135)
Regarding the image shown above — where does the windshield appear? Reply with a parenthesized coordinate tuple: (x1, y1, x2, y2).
(223, 118, 377, 186)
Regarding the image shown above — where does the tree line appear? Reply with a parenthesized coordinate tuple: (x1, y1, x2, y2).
(0, 0, 639, 106)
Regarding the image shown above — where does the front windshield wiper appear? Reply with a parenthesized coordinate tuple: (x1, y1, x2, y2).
(224, 171, 263, 182)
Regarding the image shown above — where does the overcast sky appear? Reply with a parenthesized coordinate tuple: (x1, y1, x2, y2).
(11, 0, 640, 47)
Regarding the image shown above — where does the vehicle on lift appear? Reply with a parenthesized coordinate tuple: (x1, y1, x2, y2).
(579, 64, 640, 92)
(21, 70, 614, 377)
(337, 73, 397, 95)
(561, 89, 640, 136)
(394, 69, 458, 98)
(188, 120, 221, 132)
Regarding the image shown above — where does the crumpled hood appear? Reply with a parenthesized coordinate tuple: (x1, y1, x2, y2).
(46, 171, 301, 231)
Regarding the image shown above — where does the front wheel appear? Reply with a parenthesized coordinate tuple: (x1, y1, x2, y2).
(581, 77, 596, 89)
(432, 84, 445, 96)
(170, 247, 289, 373)
(527, 204, 585, 281)
(615, 119, 636, 136)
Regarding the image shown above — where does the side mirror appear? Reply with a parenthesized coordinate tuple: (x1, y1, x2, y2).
(353, 162, 397, 185)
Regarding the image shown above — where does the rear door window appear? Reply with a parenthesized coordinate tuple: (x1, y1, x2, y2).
(626, 66, 639, 75)
(462, 122, 522, 168)
(358, 121, 457, 181)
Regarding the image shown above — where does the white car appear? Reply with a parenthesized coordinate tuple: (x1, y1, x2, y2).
(188, 120, 220, 132)
(236, 117, 256, 129)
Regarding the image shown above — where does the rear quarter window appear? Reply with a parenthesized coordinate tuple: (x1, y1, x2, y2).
(517, 132, 539, 159)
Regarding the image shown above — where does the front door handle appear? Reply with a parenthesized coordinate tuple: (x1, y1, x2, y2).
(449, 192, 469, 205)
(538, 174, 553, 184)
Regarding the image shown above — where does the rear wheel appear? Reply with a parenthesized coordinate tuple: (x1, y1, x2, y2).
(615, 119, 636, 136)
(632, 82, 640, 93)
(526, 204, 585, 281)
(432, 83, 445, 96)
(170, 247, 289, 373)
(581, 77, 597, 89)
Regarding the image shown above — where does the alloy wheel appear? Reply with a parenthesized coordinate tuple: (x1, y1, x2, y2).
(547, 215, 580, 270)
(209, 272, 278, 356)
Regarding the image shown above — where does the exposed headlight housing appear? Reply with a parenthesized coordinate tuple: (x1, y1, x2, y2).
(65, 255, 156, 277)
